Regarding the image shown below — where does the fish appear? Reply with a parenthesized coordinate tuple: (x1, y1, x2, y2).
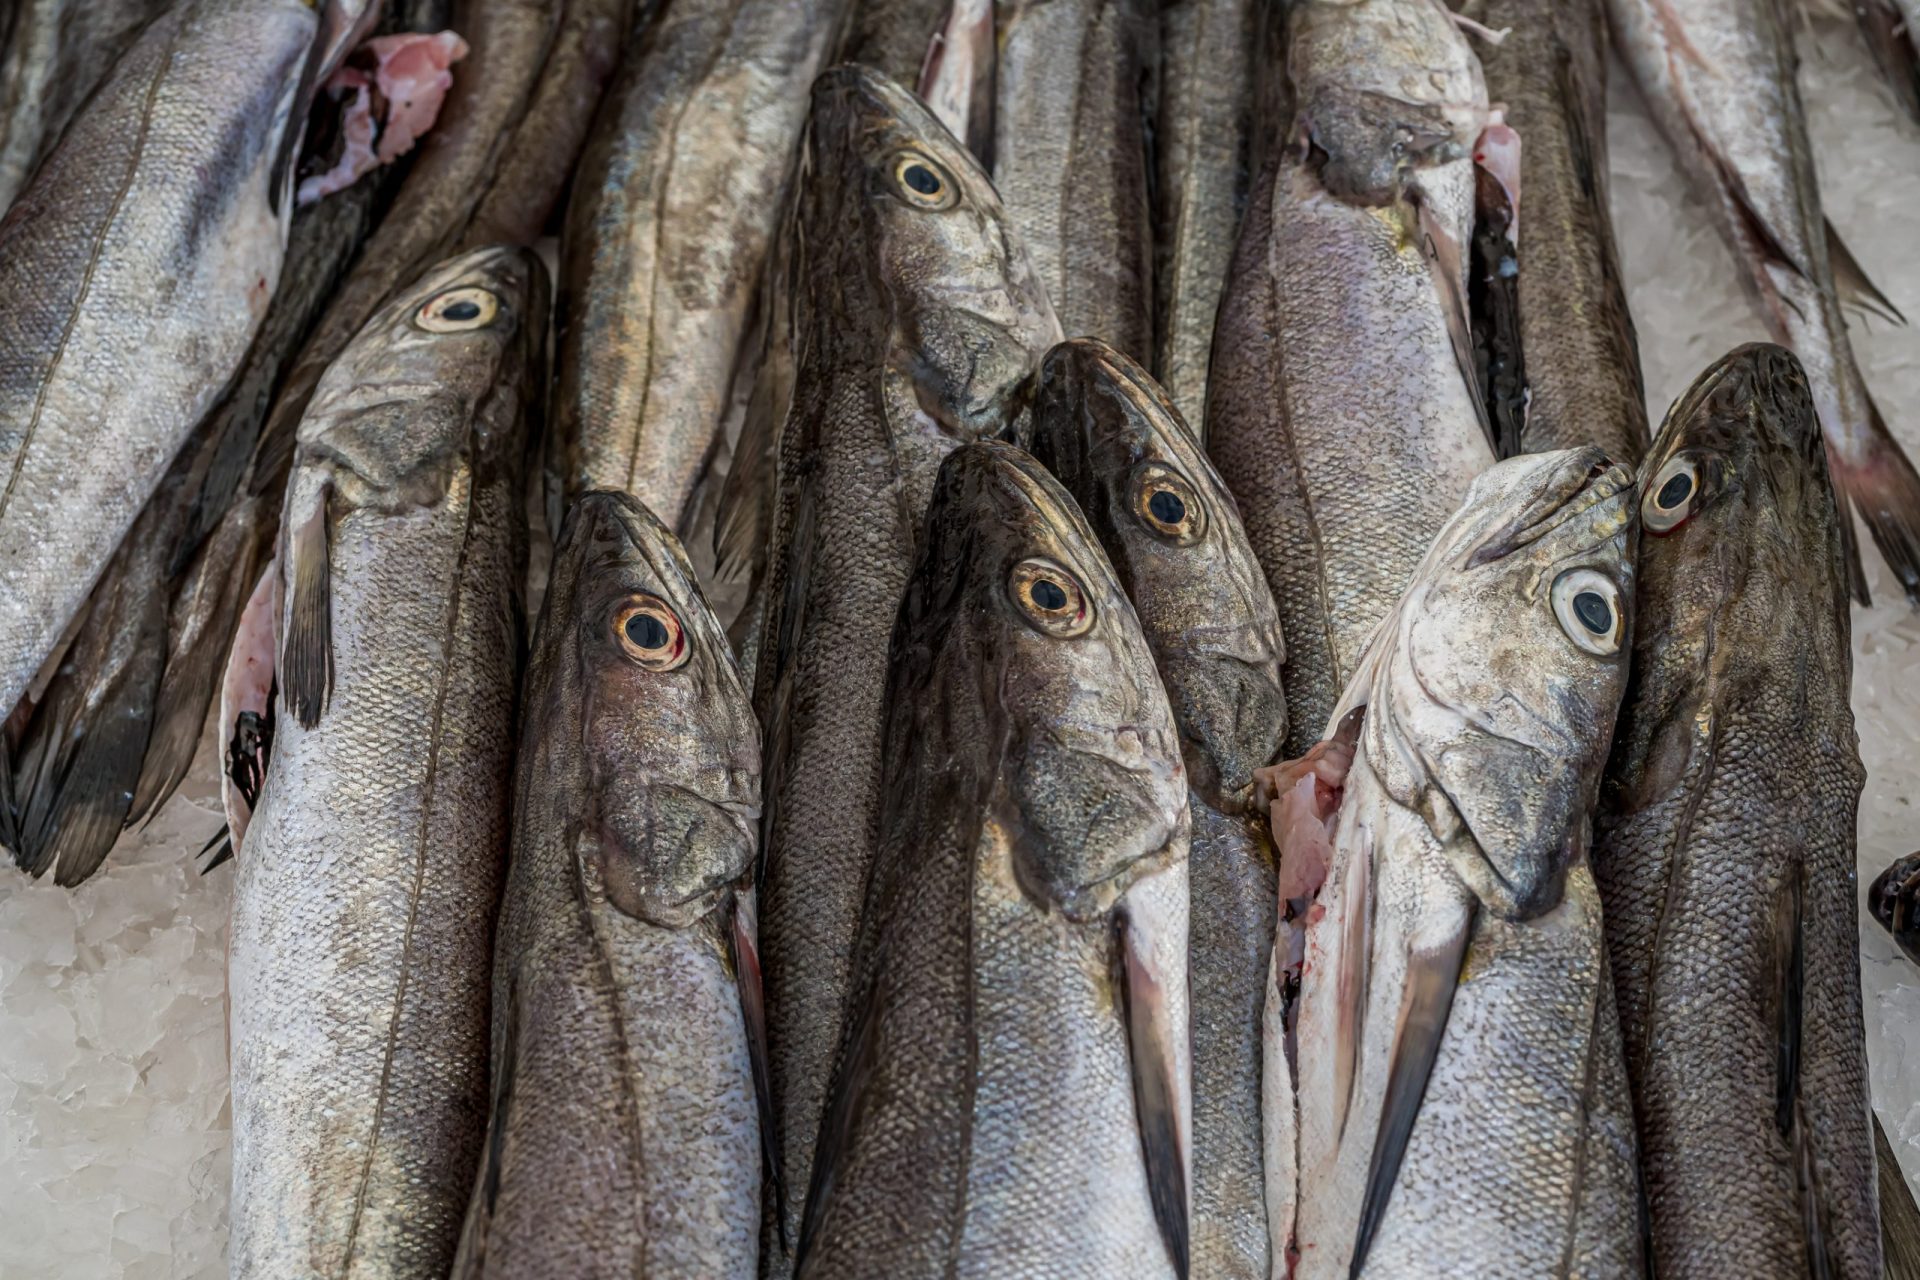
(915, 0, 996, 163)
(1153, 0, 1264, 431)
(1263, 445, 1643, 1277)
(994, 0, 1157, 361)
(1458, 0, 1651, 465)
(225, 244, 547, 1278)
(1855, 0, 1920, 125)
(0, 0, 370, 738)
(1203, 0, 1498, 757)
(549, 0, 844, 531)
(1026, 338, 1286, 1280)
(1609, 0, 1920, 604)
(1592, 342, 1879, 1278)
(796, 439, 1190, 1280)
(836, 0, 952, 90)
(734, 64, 1060, 1277)
(1870, 852, 1920, 966)
(450, 491, 767, 1280)
(1877, 1114, 1920, 1280)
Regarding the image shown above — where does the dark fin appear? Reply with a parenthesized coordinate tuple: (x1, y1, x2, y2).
(795, 955, 888, 1275)
(1828, 397, 1920, 606)
(1711, 147, 1811, 285)
(1772, 873, 1804, 1140)
(1333, 838, 1372, 1144)
(728, 894, 787, 1243)
(1876, 1112, 1920, 1280)
(1119, 907, 1191, 1280)
(281, 491, 334, 728)
(1827, 219, 1906, 326)
(714, 384, 777, 585)
(1833, 479, 1873, 607)
(1469, 159, 1528, 459)
(1419, 197, 1496, 454)
(1350, 907, 1475, 1278)
(197, 827, 234, 874)
(1856, 0, 1920, 127)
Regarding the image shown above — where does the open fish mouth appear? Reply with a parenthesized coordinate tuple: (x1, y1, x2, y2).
(1468, 450, 1635, 567)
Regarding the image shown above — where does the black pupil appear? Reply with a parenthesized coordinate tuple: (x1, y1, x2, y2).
(1656, 471, 1693, 510)
(1148, 488, 1186, 526)
(1030, 579, 1068, 612)
(626, 612, 670, 651)
(1572, 591, 1612, 635)
(903, 163, 941, 196)
(442, 299, 481, 322)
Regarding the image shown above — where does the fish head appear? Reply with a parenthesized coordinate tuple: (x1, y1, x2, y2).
(801, 64, 1060, 442)
(538, 491, 761, 931)
(1354, 446, 1637, 920)
(298, 245, 549, 508)
(1027, 339, 1288, 810)
(1868, 854, 1920, 967)
(896, 440, 1187, 922)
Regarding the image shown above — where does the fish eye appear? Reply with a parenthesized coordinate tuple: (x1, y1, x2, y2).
(415, 286, 500, 333)
(1642, 455, 1700, 535)
(1131, 463, 1206, 545)
(613, 597, 689, 671)
(1551, 569, 1624, 657)
(891, 151, 958, 211)
(1008, 558, 1093, 638)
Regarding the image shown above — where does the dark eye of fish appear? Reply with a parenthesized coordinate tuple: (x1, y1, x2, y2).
(415, 286, 501, 333)
(1655, 471, 1692, 510)
(1031, 578, 1067, 611)
(1643, 456, 1702, 534)
(614, 598, 689, 671)
(1008, 558, 1094, 638)
(442, 300, 481, 322)
(1551, 569, 1622, 657)
(1132, 464, 1206, 544)
(626, 612, 669, 650)
(892, 151, 957, 210)
(1148, 489, 1186, 525)
(903, 163, 941, 196)
(1572, 591, 1612, 635)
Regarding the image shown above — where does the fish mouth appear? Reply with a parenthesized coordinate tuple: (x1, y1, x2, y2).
(1468, 449, 1635, 567)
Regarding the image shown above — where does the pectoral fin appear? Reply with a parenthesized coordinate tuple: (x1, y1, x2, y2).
(1827, 218, 1905, 326)
(727, 893, 785, 1240)
(281, 487, 333, 729)
(1119, 900, 1191, 1279)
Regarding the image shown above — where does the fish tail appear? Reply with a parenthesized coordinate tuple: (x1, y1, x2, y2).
(1827, 396, 1920, 606)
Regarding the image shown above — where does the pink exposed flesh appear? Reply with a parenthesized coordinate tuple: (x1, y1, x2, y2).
(1474, 111, 1523, 246)
(1257, 733, 1358, 902)
(297, 30, 469, 206)
(219, 559, 280, 856)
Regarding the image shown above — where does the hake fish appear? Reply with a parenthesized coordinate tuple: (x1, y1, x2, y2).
(451, 491, 767, 1280)
(1027, 338, 1286, 1280)
(550, 0, 844, 529)
(797, 440, 1190, 1280)
(1204, 0, 1498, 755)
(1264, 446, 1643, 1277)
(727, 65, 1059, 1275)
(1610, 0, 1920, 604)
(227, 245, 546, 1279)
(1593, 343, 1880, 1278)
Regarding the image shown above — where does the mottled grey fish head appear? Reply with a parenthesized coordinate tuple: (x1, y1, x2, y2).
(534, 490, 761, 931)
(800, 64, 1060, 441)
(297, 245, 549, 506)
(1026, 338, 1288, 810)
(1351, 446, 1637, 920)
(891, 440, 1187, 923)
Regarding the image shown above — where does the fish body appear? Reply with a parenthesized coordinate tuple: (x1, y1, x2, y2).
(1027, 338, 1286, 1280)
(1593, 343, 1879, 1279)
(1609, 0, 1920, 602)
(1271, 447, 1643, 1277)
(994, 0, 1157, 361)
(742, 65, 1059, 1275)
(451, 492, 764, 1279)
(837, 0, 950, 87)
(797, 440, 1190, 1280)
(227, 245, 547, 1279)
(551, 0, 844, 528)
(1204, 0, 1497, 755)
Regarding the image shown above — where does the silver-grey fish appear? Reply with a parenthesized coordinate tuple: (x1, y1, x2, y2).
(451, 491, 766, 1279)
(1027, 338, 1286, 1280)
(797, 439, 1190, 1280)
(1264, 446, 1643, 1277)
(226, 245, 547, 1279)
(1593, 342, 1879, 1278)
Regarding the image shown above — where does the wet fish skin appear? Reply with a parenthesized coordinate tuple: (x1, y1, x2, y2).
(1204, 0, 1497, 757)
(1278, 447, 1642, 1277)
(994, 0, 1158, 362)
(452, 491, 763, 1280)
(798, 439, 1189, 1280)
(836, 0, 950, 88)
(551, 0, 846, 529)
(1028, 338, 1286, 1280)
(745, 64, 1060, 1277)
(1461, 0, 1650, 466)
(1593, 343, 1878, 1278)
(227, 245, 547, 1280)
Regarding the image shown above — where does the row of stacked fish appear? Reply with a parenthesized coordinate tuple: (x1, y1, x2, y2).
(1, 0, 1918, 1277)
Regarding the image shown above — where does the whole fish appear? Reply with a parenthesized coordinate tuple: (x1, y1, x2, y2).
(1027, 338, 1286, 1280)
(797, 439, 1190, 1280)
(1871, 852, 1920, 966)
(1610, 0, 1920, 604)
(550, 0, 844, 529)
(1593, 343, 1879, 1278)
(1154, 0, 1263, 430)
(729, 65, 1060, 1276)
(1459, 0, 1650, 465)
(0, 0, 369, 730)
(451, 491, 767, 1280)
(994, 0, 1157, 361)
(227, 245, 546, 1279)
(1856, 0, 1920, 125)
(1264, 446, 1643, 1277)
(1204, 0, 1497, 756)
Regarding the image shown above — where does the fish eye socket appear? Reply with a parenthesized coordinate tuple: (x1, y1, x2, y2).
(1008, 558, 1093, 638)
(1551, 569, 1624, 658)
(1642, 455, 1701, 535)
(416, 286, 500, 333)
(1130, 463, 1206, 545)
(891, 151, 957, 210)
(613, 597, 689, 671)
